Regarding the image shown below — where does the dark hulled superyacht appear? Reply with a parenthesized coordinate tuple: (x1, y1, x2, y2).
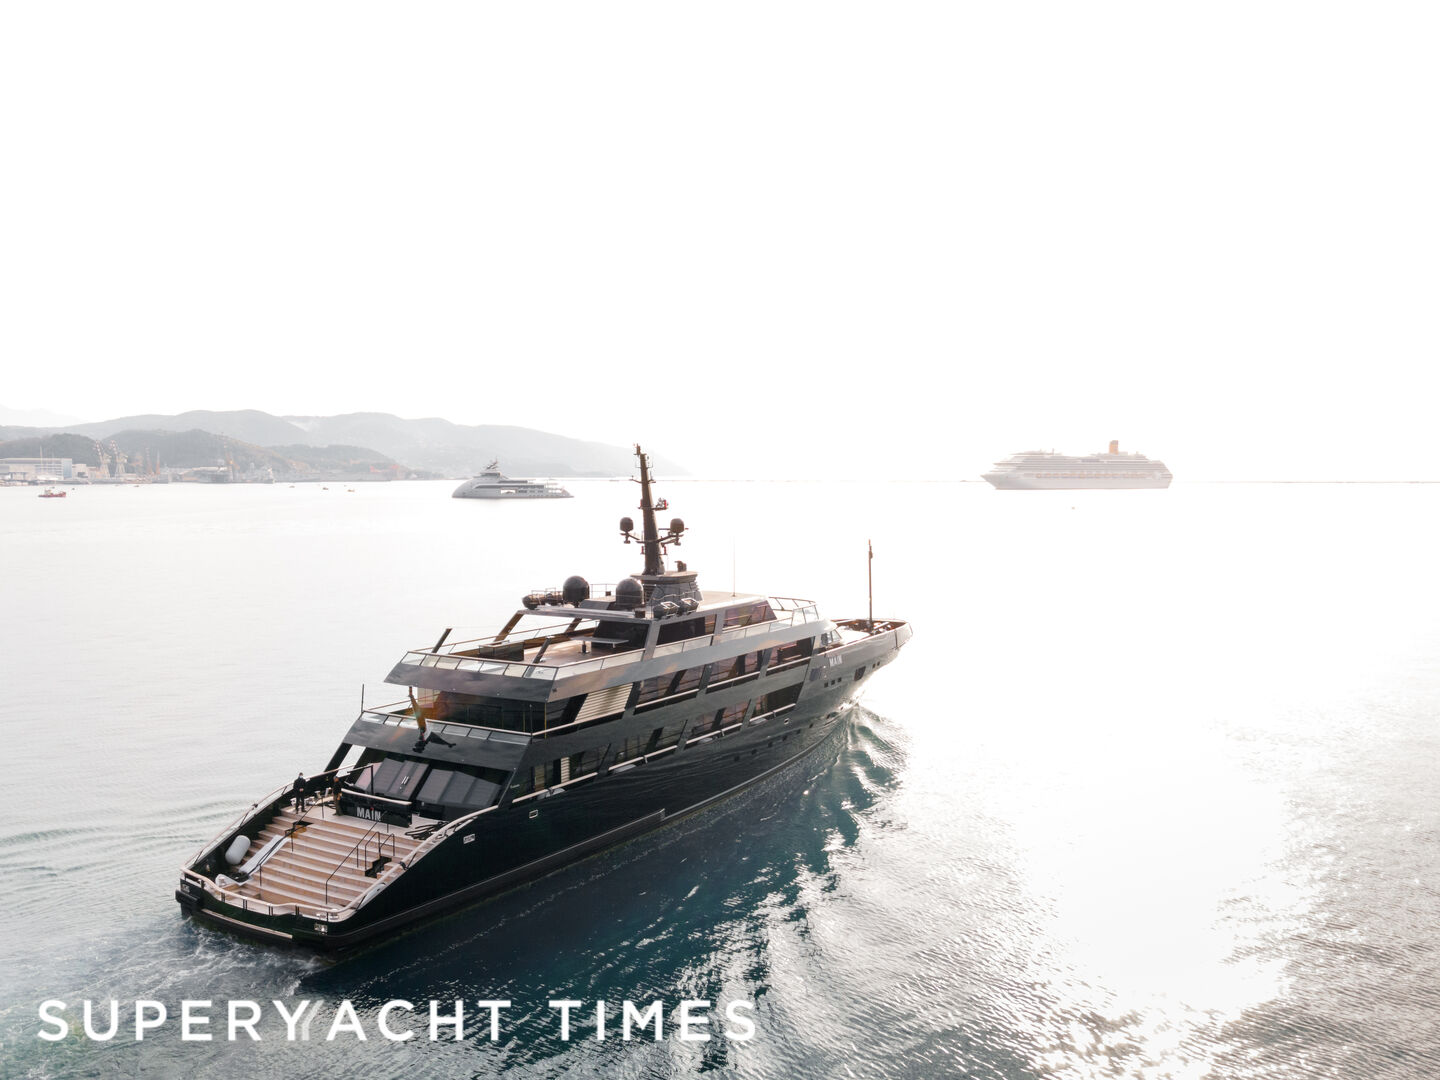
(176, 446, 911, 949)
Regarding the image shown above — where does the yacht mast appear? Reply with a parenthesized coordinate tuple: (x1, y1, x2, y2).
(636, 445, 663, 576)
(619, 444, 688, 592)
(868, 539, 874, 631)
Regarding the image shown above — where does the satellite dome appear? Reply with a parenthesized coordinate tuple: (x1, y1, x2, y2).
(619, 516, 634, 533)
(615, 577, 645, 607)
(562, 575, 590, 605)
(669, 517, 685, 534)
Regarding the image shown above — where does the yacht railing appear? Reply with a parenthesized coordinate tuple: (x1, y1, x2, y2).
(649, 635, 723, 659)
(746, 702, 797, 726)
(511, 770, 602, 803)
(324, 820, 388, 906)
(182, 868, 302, 919)
(768, 597, 820, 619)
(354, 707, 533, 745)
(394, 805, 497, 873)
(412, 617, 608, 661)
(188, 785, 289, 866)
(186, 766, 355, 867)
(522, 582, 623, 604)
(395, 599, 821, 682)
(339, 788, 413, 812)
(188, 804, 462, 924)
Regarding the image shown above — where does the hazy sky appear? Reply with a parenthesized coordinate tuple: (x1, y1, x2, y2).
(2, 3, 1436, 480)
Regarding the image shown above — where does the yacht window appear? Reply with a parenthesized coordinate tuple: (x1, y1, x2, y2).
(772, 638, 813, 664)
(711, 651, 765, 684)
(759, 684, 801, 713)
(614, 734, 647, 765)
(671, 667, 704, 694)
(657, 615, 715, 645)
(647, 721, 686, 753)
(635, 675, 668, 705)
(415, 766, 504, 813)
(638, 667, 704, 706)
(693, 700, 749, 737)
(567, 747, 604, 779)
(423, 694, 543, 732)
(368, 757, 430, 800)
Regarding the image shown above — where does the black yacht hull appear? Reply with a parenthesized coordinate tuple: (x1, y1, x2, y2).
(179, 672, 881, 950)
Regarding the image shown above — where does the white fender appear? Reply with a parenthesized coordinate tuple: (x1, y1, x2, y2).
(224, 835, 252, 866)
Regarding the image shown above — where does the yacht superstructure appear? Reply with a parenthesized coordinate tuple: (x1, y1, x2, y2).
(178, 446, 910, 949)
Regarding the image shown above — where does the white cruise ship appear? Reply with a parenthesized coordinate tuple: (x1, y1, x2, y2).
(982, 441, 1172, 489)
(452, 461, 573, 499)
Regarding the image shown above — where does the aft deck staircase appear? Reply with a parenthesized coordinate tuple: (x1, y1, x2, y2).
(228, 805, 422, 914)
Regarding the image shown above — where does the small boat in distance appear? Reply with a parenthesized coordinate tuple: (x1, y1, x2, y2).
(453, 460, 572, 499)
(177, 444, 910, 949)
(38, 487, 67, 498)
(983, 441, 1172, 489)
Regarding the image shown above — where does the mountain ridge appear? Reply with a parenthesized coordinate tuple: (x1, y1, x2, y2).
(0, 409, 686, 477)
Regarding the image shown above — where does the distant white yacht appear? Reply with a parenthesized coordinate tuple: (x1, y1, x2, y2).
(452, 461, 573, 499)
(983, 441, 1172, 489)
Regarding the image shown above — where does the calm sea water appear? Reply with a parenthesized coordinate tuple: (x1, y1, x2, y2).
(3, 479, 1440, 1078)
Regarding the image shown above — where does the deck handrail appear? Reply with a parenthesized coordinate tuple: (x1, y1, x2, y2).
(511, 770, 601, 803)
(324, 819, 387, 906)
(188, 765, 363, 865)
(182, 868, 302, 920)
(395, 804, 498, 872)
(339, 785, 414, 810)
(188, 782, 291, 865)
(394, 606, 825, 681)
(362, 831, 396, 872)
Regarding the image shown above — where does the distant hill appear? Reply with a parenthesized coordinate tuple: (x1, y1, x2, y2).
(281, 414, 679, 477)
(39, 410, 317, 449)
(0, 428, 420, 479)
(0, 432, 101, 464)
(4, 410, 682, 477)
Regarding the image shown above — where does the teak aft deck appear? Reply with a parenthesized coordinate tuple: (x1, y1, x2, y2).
(221, 801, 422, 912)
